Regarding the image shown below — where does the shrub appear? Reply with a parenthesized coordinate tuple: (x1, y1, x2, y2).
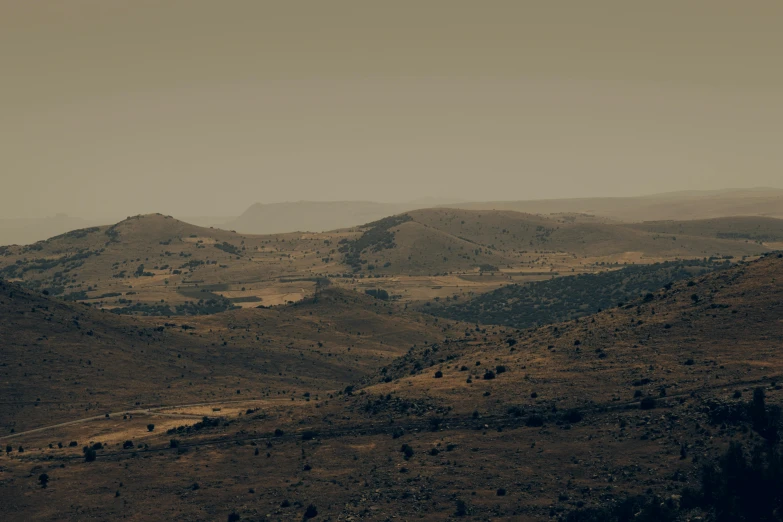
(38, 473, 49, 488)
(563, 409, 583, 424)
(84, 448, 97, 462)
(303, 504, 318, 519)
(496, 488, 506, 496)
(434, 370, 443, 378)
(227, 513, 240, 522)
(123, 440, 134, 449)
(400, 444, 415, 460)
(364, 288, 390, 300)
(564, 494, 678, 521)
(640, 397, 657, 410)
(147, 424, 155, 432)
(483, 370, 496, 380)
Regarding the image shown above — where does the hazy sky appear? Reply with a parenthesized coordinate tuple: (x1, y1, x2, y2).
(2, 1, 782, 219)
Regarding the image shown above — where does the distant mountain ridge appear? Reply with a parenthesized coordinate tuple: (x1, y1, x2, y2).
(451, 187, 783, 222)
(221, 188, 783, 235)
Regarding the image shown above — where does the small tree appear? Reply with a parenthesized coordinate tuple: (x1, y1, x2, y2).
(400, 444, 414, 460)
(303, 504, 318, 519)
(147, 424, 155, 432)
(84, 448, 97, 462)
(38, 473, 49, 488)
(640, 396, 657, 410)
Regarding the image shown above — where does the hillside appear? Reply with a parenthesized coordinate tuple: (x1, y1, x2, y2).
(338, 208, 771, 277)
(2, 253, 781, 520)
(426, 258, 733, 328)
(627, 216, 783, 243)
(0, 211, 776, 316)
(0, 213, 355, 310)
(0, 280, 445, 433)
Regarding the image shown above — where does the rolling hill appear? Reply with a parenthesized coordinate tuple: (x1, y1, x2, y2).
(339, 208, 773, 276)
(0, 279, 446, 433)
(1, 211, 777, 316)
(425, 258, 734, 329)
(0, 213, 355, 311)
(626, 216, 783, 243)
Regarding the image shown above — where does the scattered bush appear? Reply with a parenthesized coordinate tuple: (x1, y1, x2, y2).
(400, 444, 415, 460)
(563, 409, 583, 424)
(640, 397, 657, 410)
(303, 504, 318, 519)
(455, 499, 469, 517)
(84, 448, 96, 462)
